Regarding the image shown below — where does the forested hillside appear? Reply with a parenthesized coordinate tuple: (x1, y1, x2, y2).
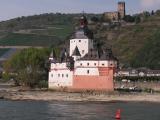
(0, 11, 160, 69)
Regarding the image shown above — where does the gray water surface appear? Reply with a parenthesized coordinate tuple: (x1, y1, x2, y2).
(0, 100, 160, 120)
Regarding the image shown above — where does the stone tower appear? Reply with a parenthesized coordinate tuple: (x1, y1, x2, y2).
(118, 1, 125, 19)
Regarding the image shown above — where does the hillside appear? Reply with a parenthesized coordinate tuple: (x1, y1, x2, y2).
(0, 13, 78, 47)
(0, 13, 101, 46)
(0, 12, 160, 69)
(93, 12, 160, 69)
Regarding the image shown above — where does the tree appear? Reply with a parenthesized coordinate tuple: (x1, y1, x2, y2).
(3, 48, 50, 88)
(135, 16, 141, 24)
(151, 10, 154, 15)
(123, 15, 135, 23)
(156, 10, 160, 16)
(143, 11, 150, 19)
(91, 16, 99, 22)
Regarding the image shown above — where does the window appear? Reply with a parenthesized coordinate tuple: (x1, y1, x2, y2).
(79, 40, 81, 42)
(87, 70, 89, 74)
(51, 74, 53, 77)
(82, 50, 85, 54)
(58, 74, 60, 77)
(94, 63, 97, 66)
(62, 74, 64, 77)
(102, 64, 105, 66)
(80, 63, 83, 66)
(87, 63, 89, 66)
(66, 74, 68, 77)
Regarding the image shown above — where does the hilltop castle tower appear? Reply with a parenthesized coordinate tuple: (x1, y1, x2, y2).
(103, 1, 126, 21)
(118, 1, 126, 19)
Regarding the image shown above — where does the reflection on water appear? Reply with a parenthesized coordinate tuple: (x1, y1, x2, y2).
(0, 100, 160, 120)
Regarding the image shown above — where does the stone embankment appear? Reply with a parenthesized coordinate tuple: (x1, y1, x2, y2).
(0, 88, 160, 102)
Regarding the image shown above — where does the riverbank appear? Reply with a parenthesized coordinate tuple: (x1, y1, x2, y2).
(1, 87, 160, 102)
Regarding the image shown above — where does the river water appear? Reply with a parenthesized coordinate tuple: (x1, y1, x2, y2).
(0, 100, 160, 120)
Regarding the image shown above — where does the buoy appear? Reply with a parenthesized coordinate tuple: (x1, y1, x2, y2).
(115, 109, 121, 119)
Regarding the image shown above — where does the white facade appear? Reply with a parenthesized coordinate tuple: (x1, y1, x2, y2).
(69, 38, 93, 57)
(75, 60, 116, 68)
(74, 60, 116, 76)
(49, 63, 73, 88)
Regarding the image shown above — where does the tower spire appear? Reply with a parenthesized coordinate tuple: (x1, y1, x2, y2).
(80, 13, 88, 28)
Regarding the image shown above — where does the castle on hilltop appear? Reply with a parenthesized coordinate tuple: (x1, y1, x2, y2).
(103, 1, 126, 21)
(48, 15, 118, 91)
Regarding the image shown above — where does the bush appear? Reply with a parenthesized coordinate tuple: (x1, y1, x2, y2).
(123, 15, 135, 23)
(3, 48, 50, 88)
(2, 72, 10, 81)
(38, 80, 48, 88)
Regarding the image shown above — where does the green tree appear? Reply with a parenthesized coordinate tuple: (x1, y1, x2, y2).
(156, 10, 160, 16)
(135, 16, 141, 24)
(123, 15, 135, 23)
(3, 48, 50, 88)
(91, 16, 99, 22)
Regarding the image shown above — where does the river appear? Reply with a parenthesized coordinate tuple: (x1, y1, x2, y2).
(0, 100, 159, 120)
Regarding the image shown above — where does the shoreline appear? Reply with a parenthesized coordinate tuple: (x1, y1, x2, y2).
(1, 88, 160, 103)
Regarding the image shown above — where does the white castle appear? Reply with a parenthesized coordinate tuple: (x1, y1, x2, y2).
(48, 16, 118, 91)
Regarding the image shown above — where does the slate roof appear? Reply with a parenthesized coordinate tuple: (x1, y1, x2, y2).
(80, 48, 117, 61)
(72, 46, 81, 56)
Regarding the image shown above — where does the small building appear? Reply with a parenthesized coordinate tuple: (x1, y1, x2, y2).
(116, 68, 160, 77)
(146, 70, 160, 77)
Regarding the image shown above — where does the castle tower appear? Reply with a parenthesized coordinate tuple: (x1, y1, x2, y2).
(70, 15, 94, 58)
(118, 1, 125, 19)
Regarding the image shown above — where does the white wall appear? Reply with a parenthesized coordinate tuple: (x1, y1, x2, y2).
(49, 62, 73, 88)
(74, 67, 99, 76)
(75, 60, 116, 68)
(74, 60, 116, 76)
(49, 69, 73, 88)
(51, 63, 67, 69)
(69, 39, 93, 57)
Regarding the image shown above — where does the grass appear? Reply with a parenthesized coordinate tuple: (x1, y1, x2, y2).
(0, 33, 63, 47)
(31, 24, 74, 39)
(0, 24, 74, 47)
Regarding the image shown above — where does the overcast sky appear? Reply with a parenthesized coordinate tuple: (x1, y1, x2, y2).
(0, 0, 160, 21)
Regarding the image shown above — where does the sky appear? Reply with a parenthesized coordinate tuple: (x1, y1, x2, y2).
(0, 0, 160, 21)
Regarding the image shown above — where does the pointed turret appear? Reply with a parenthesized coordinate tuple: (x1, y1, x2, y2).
(49, 49, 56, 63)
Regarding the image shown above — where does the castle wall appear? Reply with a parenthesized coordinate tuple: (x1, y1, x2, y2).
(104, 12, 119, 21)
(103, 2, 126, 21)
(72, 68, 114, 91)
(49, 69, 73, 88)
(75, 60, 117, 68)
(49, 63, 73, 88)
(70, 38, 93, 57)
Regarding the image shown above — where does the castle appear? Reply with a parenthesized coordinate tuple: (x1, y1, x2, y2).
(103, 2, 126, 21)
(48, 16, 118, 91)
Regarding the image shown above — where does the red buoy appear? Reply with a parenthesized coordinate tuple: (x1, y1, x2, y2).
(115, 109, 121, 119)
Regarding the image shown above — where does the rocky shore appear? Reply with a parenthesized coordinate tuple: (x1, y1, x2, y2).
(1, 87, 160, 102)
